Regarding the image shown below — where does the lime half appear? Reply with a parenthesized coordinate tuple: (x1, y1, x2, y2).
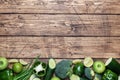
(83, 57, 93, 67)
(70, 74, 80, 80)
(19, 59, 28, 66)
(72, 59, 82, 64)
(9, 59, 19, 63)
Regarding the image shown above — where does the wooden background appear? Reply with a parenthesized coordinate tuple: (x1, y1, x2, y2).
(0, 0, 120, 62)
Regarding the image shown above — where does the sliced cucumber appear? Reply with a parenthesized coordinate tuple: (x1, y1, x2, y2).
(44, 58, 56, 80)
(49, 58, 56, 69)
(118, 75, 120, 80)
(19, 59, 28, 65)
(33, 78, 41, 80)
(84, 57, 93, 67)
(105, 58, 120, 74)
(72, 59, 82, 64)
(29, 74, 36, 80)
(70, 74, 80, 80)
(8, 59, 19, 63)
(85, 68, 95, 80)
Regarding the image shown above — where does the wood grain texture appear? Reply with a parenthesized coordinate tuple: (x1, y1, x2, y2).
(0, 0, 120, 14)
(0, 14, 120, 36)
(0, 37, 120, 58)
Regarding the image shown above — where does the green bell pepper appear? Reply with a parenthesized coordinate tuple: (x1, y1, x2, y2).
(33, 61, 47, 77)
(73, 62, 84, 76)
(102, 69, 118, 80)
(0, 69, 13, 80)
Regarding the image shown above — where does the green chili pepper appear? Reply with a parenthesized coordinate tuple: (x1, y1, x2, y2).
(102, 69, 118, 80)
(33, 61, 47, 77)
(0, 69, 13, 80)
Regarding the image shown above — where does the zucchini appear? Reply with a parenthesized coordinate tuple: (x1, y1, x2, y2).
(102, 69, 118, 80)
(85, 68, 95, 80)
(105, 58, 120, 74)
(70, 74, 80, 80)
(44, 59, 56, 80)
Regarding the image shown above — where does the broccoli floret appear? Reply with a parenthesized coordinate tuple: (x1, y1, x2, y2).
(55, 60, 72, 79)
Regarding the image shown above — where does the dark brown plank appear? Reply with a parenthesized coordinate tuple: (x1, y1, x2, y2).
(0, 0, 120, 14)
(0, 14, 120, 36)
(0, 37, 120, 58)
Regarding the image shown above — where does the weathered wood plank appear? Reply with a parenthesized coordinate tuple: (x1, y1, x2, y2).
(0, 0, 120, 14)
(0, 14, 120, 36)
(0, 37, 120, 58)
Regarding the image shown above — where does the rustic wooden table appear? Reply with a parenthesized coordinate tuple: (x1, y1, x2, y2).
(0, 0, 120, 62)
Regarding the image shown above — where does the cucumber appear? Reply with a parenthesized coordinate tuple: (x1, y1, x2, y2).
(105, 58, 120, 74)
(44, 58, 56, 80)
(85, 68, 95, 80)
(70, 74, 80, 80)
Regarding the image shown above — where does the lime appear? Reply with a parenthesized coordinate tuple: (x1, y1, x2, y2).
(12, 62, 23, 73)
(51, 76, 61, 80)
(83, 57, 93, 67)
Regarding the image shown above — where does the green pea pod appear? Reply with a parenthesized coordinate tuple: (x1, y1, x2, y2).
(0, 69, 13, 80)
(102, 69, 118, 80)
(34, 61, 47, 77)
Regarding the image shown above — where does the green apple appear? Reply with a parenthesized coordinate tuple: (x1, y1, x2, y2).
(51, 76, 61, 80)
(93, 61, 105, 74)
(12, 62, 23, 73)
(0, 57, 8, 70)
